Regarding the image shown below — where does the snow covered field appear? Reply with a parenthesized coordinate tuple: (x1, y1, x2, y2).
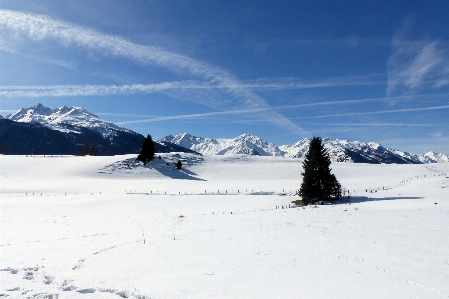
(1, 154, 448, 298)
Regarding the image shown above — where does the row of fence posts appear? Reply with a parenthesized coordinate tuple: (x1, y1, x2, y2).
(22, 192, 101, 196)
(124, 189, 291, 195)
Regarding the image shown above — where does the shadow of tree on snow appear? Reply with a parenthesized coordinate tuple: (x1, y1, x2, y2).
(150, 159, 206, 181)
(154, 167, 206, 181)
(335, 196, 424, 204)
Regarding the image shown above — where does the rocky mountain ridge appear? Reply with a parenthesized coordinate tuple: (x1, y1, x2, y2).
(0, 104, 194, 155)
(5, 103, 131, 139)
(162, 133, 449, 164)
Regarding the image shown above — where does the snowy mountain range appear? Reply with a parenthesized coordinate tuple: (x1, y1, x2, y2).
(162, 133, 449, 164)
(5, 103, 131, 140)
(161, 133, 285, 156)
(0, 104, 193, 155)
(1, 104, 447, 163)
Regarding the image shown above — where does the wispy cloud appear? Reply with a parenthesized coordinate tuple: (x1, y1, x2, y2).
(299, 105, 449, 119)
(0, 9, 308, 136)
(307, 123, 436, 127)
(0, 36, 76, 70)
(0, 82, 207, 97)
(95, 112, 156, 118)
(115, 95, 449, 125)
(117, 110, 247, 125)
(246, 74, 385, 90)
(3, 83, 439, 103)
(387, 19, 449, 95)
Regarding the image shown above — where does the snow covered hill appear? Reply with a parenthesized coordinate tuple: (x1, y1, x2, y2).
(1, 154, 448, 298)
(163, 133, 448, 164)
(5, 103, 132, 139)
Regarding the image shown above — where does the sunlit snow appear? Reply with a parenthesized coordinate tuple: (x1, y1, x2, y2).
(1, 153, 448, 298)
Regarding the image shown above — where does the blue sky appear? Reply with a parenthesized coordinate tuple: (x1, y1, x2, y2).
(0, 0, 448, 154)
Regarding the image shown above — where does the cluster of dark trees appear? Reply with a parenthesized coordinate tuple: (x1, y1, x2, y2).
(296, 137, 342, 206)
(1, 143, 11, 155)
(78, 143, 100, 156)
(1, 141, 99, 156)
(1, 143, 39, 155)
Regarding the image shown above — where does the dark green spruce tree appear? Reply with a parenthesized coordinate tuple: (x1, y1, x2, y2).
(137, 134, 156, 165)
(297, 137, 342, 205)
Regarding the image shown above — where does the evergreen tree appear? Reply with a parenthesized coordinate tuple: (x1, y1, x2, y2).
(297, 137, 342, 205)
(175, 160, 182, 170)
(137, 134, 156, 165)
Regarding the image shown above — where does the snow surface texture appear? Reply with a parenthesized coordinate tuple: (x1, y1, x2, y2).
(5, 103, 132, 139)
(162, 132, 449, 163)
(1, 154, 449, 298)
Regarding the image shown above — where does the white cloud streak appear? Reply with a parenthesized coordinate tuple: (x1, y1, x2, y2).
(246, 74, 385, 89)
(0, 36, 76, 69)
(116, 97, 449, 125)
(117, 110, 246, 125)
(0, 82, 205, 97)
(307, 123, 436, 127)
(300, 105, 449, 119)
(387, 20, 449, 95)
(0, 9, 308, 136)
(3, 82, 438, 101)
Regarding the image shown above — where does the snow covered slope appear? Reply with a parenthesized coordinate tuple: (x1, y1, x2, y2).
(5, 103, 132, 139)
(1, 155, 448, 298)
(163, 133, 448, 164)
(416, 151, 449, 163)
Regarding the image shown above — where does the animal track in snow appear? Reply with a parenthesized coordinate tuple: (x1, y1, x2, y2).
(376, 265, 394, 275)
(72, 240, 141, 270)
(407, 280, 437, 292)
(373, 265, 439, 293)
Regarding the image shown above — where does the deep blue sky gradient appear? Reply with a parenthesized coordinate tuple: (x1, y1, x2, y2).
(1, 0, 448, 153)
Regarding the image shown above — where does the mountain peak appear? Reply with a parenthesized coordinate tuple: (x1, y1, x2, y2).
(35, 103, 47, 109)
(31, 103, 53, 114)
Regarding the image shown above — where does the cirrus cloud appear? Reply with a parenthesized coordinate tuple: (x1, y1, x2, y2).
(0, 9, 309, 136)
(387, 19, 449, 95)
